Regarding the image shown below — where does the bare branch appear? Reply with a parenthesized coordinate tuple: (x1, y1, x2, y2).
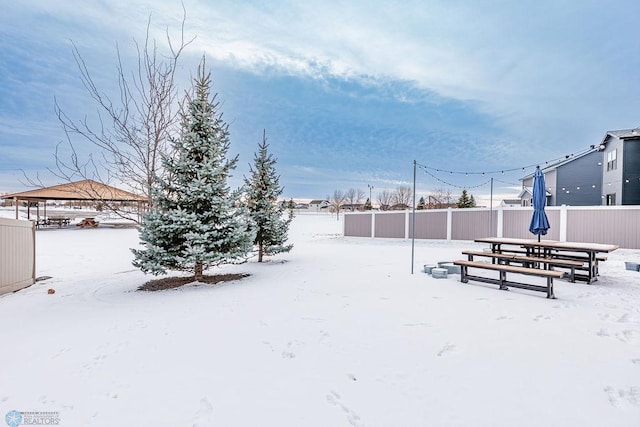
(52, 8, 195, 222)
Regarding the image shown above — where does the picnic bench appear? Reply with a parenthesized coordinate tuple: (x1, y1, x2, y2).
(461, 250, 584, 282)
(454, 259, 564, 299)
(77, 217, 99, 228)
(34, 216, 71, 228)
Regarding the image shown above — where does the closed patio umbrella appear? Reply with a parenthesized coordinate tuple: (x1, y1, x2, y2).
(529, 166, 550, 242)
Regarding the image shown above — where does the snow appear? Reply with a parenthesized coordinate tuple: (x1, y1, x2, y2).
(1, 212, 640, 426)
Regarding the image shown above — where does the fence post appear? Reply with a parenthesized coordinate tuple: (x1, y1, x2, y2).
(405, 211, 410, 239)
(559, 204, 568, 242)
(497, 206, 504, 238)
(32, 220, 36, 282)
(446, 207, 452, 241)
(371, 211, 375, 238)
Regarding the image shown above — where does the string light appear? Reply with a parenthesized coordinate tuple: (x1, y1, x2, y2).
(415, 144, 598, 176)
(415, 145, 638, 197)
(423, 168, 491, 189)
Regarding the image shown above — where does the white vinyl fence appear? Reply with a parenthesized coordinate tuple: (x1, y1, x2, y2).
(344, 205, 640, 249)
(0, 218, 35, 295)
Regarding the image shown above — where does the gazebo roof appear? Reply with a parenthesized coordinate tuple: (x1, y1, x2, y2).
(5, 179, 146, 202)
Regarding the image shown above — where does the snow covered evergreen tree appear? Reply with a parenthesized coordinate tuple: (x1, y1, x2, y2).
(132, 58, 254, 280)
(244, 130, 292, 262)
(456, 189, 476, 208)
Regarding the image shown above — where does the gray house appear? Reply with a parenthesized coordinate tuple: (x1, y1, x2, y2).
(519, 127, 640, 206)
(519, 149, 603, 206)
(600, 129, 640, 205)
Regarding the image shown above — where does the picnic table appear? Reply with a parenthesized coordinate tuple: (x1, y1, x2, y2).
(35, 216, 71, 228)
(473, 237, 619, 284)
(77, 217, 99, 228)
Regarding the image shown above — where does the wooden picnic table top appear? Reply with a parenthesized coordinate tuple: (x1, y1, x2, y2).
(474, 237, 619, 253)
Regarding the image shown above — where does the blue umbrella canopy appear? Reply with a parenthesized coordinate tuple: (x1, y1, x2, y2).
(529, 166, 550, 240)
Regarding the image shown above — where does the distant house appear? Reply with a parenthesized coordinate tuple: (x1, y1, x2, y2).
(343, 203, 365, 212)
(308, 200, 329, 211)
(499, 199, 523, 208)
(600, 129, 640, 205)
(389, 203, 409, 211)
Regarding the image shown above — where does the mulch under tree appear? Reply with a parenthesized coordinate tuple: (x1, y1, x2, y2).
(137, 273, 249, 292)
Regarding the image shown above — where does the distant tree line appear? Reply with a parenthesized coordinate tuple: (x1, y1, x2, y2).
(326, 186, 476, 217)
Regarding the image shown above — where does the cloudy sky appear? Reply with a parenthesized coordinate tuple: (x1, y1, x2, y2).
(1, 0, 639, 205)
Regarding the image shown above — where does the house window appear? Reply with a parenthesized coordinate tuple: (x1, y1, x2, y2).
(606, 193, 616, 205)
(606, 149, 617, 171)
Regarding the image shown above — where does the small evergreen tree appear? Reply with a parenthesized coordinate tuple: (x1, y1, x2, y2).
(364, 198, 372, 210)
(132, 58, 254, 281)
(457, 189, 476, 208)
(417, 196, 426, 210)
(244, 130, 293, 262)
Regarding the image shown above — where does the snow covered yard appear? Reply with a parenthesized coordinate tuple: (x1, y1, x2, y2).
(1, 213, 639, 426)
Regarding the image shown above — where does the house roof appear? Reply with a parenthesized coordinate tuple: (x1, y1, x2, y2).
(501, 199, 521, 205)
(309, 199, 328, 204)
(518, 187, 551, 199)
(605, 128, 640, 140)
(598, 128, 640, 150)
(4, 179, 146, 202)
(520, 148, 599, 180)
(520, 127, 639, 181)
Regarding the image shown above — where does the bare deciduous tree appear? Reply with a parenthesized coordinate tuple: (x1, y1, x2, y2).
(328, 190, 346, 220)
(392, 186, 413, 208)
(377, 189, 392, 211)
(46, 6, 195, 220)
(344, 188, 365, 211)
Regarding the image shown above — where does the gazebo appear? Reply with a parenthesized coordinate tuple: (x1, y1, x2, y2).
(5, 179, 147, 220)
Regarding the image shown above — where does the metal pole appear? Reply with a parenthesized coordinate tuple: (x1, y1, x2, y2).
(411, 160, 417, 274)
(489, 177, 494, 237)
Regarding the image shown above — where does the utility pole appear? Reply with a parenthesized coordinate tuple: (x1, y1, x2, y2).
(367, 184, 374, 205)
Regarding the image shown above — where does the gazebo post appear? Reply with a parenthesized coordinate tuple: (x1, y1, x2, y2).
(27, 201, 31, 220)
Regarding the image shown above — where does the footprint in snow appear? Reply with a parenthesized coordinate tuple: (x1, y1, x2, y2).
(326, 391, 364, 427)
(604, 386, 640, 408)
(437, 344, 456, 357)
(192, 397, 214, 426)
